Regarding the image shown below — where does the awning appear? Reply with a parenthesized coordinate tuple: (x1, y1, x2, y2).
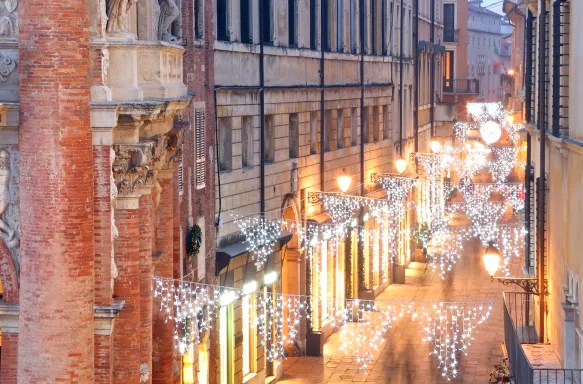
(215, 230, 293, 274)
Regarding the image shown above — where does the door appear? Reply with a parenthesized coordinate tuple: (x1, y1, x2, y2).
(443, 50, 454, 92)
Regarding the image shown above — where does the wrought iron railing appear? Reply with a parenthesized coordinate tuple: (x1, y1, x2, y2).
(504, 292, 583, 383)
(443, 79, 480, 94)
(443, 28, 459, 43)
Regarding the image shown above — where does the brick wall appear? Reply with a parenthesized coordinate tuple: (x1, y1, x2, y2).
(18, 0, 95, 379)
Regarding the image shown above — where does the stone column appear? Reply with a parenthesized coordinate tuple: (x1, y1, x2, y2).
(18, 0, 95, 378)
(113, 195, 142, 382)
(140, 186, 155, 384)
(152, 169, 176, 383)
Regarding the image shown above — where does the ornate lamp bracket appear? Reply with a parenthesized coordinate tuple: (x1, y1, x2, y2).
(492, 276, 548, 295)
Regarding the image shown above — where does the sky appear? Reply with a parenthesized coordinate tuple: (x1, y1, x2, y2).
(479, 0, 505, 16)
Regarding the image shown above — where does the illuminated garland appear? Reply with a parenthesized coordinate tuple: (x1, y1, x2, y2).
(154, 276, 493, 379)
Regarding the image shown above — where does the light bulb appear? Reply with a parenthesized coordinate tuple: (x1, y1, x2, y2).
(337, 168, 352, 193)
(395, 158, 407, 174)
(430, 139, 442, 153)
(480, 121, 502, 145)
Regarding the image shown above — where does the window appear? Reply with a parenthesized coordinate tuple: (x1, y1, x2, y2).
(442, 50, 454, 92)
(194, 0, 204, 39)
(219, 118, 232, 172)
(242, 294, 255, 377)
(310, 111, 318, 154)
(324, 110, 335, 151)
(364, 107, 371, 143)
(242, 116, 253, 167)
(382, 0, 387, 54)
(383, 105, 390, 140)
(371, 0, 377, 55)
(241, 0, 252, 43)
(262, 0, 273, 44)
(443, 4, 454, 42)
(219, 305, 232, 384)
(310, 0, 317, 49)
(289, 0, 297, 46)
(351, 107, 358, 146)
(322, 0, 331, 51)
(195, 109, 206, 188)
(373, 106, 380, 141)
(217, 0, 229, 41)
(264, 115, 275, 163)
(289, 113, 299, 158)
(350, 0, 357, 53)
(336, 109, 345, 148)
(337, 0, 344, 52)
(178, 144, 184, 196)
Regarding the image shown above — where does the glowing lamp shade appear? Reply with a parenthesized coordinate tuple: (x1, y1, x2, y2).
(480, 121, 502, 145)
(264, 271, 277, 285)
(506, 115, 515, 124)
(337, 168, 352, 193)
(507, 69, 515, 76)
(395, 158, 407, 174)
(430, 139, 442, 153)
(482, 242, 501, 277)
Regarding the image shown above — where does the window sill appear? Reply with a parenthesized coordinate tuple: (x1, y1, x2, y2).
(243, 372, 258, 384)
(265, 375, 277, 384)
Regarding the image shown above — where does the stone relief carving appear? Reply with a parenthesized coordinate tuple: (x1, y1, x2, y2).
(150, 128, 183, 171)
(158, 0, 180, 43)
(0, 0, 17, 38)
(101, 48, 110, 85)
(112, 144, 153, 196)
(106, 0, 137, 35)
(110, 148, 119, 285)
(0, 52, 16, 82)
(140, 363, 150, 384)
(0, 149, 20, 280)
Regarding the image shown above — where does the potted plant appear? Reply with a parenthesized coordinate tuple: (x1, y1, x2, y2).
(489, 359, 511, 383)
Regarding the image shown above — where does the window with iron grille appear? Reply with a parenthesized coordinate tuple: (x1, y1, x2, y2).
(551, 0, 569, 137)
(195, 109, 206, 189)
(194, 0, 204, 39)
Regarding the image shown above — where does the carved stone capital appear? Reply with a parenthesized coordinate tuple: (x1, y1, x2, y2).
(112, 143, 153, 196)
(0, 302, 19, 333)
(150, 124, 184, 171)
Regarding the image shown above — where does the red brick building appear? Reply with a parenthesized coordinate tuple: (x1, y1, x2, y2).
(0, 0, 216, 382)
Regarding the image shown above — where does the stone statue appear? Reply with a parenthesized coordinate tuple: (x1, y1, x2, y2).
(0, 150, 14, 241)
(101, 48, 109, 85)
(106, 0, 136, 35)
(139, 363, 150, 384)
(158, 0, 179, 42)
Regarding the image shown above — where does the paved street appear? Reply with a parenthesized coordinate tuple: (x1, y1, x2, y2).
(278, 238, 523, 384)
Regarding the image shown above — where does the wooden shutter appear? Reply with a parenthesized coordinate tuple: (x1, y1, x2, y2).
(178, 146, 184, 196)
(195, 109, 206, 189)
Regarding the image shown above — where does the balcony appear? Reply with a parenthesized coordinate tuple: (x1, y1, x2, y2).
(504, 292, 583, 383)
(443, 28, 459, 43)
(443, 79, 480, 94)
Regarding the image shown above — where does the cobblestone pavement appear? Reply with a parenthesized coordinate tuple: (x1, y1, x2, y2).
(278, 239, 523, 384)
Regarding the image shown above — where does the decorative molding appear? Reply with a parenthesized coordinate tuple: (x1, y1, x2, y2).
(94, 301, 125, 336)
(0, 52, 16, 82)
(112, 143, 153, 196)
(0, 148, 19, 280)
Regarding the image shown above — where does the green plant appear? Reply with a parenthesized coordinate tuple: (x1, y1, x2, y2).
(186, 224, 202, 256)
(412, 223, 432, 256)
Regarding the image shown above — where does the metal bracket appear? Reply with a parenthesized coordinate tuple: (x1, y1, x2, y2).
(492, 276, 548, 295)
(307, 191, 322, 204)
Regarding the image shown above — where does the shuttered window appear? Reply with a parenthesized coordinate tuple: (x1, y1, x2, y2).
(195, 109, 206, 189)
(178, 145, 184, 195)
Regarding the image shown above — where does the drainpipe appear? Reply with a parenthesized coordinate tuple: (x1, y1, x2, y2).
(320, 0, 326, 192)
(357, 0, 366, 294)
(430, 0, 435, 137)
(536, 0, 546, 344)
(399, 0, 404, 156)
(413, 0, 419, 152)
(259, 0, 266, 215)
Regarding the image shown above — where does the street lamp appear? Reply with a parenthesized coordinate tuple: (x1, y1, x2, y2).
(430, 139, 442, 153)
(482, 241, 501, 278)
(480, 121, 502, 145)
(395, 158, 407, 174)
(507, 69, 515, 76)
(337, 168, 352, 193)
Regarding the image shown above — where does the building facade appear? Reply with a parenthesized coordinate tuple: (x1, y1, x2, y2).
(0, 0, 217, 383)
(467, 0, 505, 102)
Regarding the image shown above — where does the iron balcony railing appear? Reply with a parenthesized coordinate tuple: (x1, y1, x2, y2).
(504, 292, 583, 383)
(443, 78, 480, 94)
(443, 28, 459, 43)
